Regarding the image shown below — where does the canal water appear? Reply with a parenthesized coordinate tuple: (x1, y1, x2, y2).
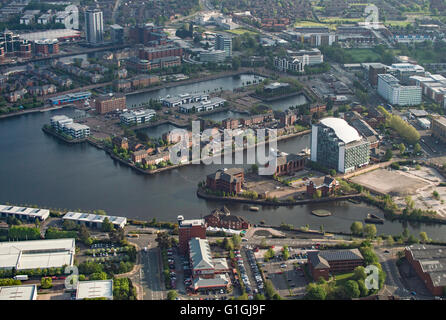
(1, 78, 446, 240)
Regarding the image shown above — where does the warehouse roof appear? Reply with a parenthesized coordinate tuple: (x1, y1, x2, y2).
(0, 239, 75, 270)
(63, 212, 127, 228)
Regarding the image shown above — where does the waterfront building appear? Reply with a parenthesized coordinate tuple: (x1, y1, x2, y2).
(432, 116, 446, 144)
(95, 93, 126, 114)
(377, 74, 422, 106)
(273, 49, 323, 73)
(306, 176, 339, 197)
(76, 280, 113, 300)
(120, 109, 156, 126)
(0, 204, 50, 221)
(215, 34, 232, 58)
(162, 93, 209, 108)
(307, 249, 364, 281)
(112, 136, 129, 150)
(85, 9, 104, 44)
(204, 207, 250, 230)
(178, 216, 207, 254)
(48, 91, 91, 105)
(206, 168, 244, 194)
(310, 117, 370, 173)
(273, 151, 306, 176)
(34, 38, 59, 55)
(405, 244, 446, 296)
(63, 212, 127, 229)
(0, 239, 75, 270)
(199, 49, 226, 63)
(0, 285, 37, 300)
(178, 97, 226, 113)
(263, 82, 291, 95)
(50, 115, 73, 131)
(63, 123, 90, 139)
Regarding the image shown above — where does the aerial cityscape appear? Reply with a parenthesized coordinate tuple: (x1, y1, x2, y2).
(2, 0, 446, 308)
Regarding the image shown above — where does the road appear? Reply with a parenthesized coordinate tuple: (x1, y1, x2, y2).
(140, 247, 165, 300)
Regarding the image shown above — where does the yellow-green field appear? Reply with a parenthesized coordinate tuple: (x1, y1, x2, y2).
(226, 28, 258, 35)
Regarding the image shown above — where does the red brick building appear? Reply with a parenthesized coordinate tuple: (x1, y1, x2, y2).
(405, 244, 446, 296)
(206, 168, 244, 194)
(222, 118, 239, 130)
(95, 93, 126, 114)
(274, 153, 306, 176)
(204, 207, 250, 230)
(178, 216, 207, 254)
(306, 176, 339, 197)
(307, 249, 364, 281)
(138, 45, 183, 61)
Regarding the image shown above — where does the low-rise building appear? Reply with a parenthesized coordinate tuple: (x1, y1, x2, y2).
(206, 168, 244, 194)
(0, 204, 50, 221)
(63, 123, 90, 139)
(306, 176, 339, 197)
(432, 116, 446, 144)
(62, 212, 127, 229)
(0, 285, 37, 300)
(76, 280, 113, 300)
(200, 50, 226, 63)
(274, 151, 306, 176)
(0, 239, 75, 270)
(405, 244, 446, 296)
(204, 207, 250, 230)
(178, 216, 207, 254)
(178, 97, 226, 113)
(307, 249, 364, 281)
(120, 109, 156, 126)
(95, 93, 126, 114)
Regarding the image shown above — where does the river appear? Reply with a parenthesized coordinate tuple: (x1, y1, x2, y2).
(1, 76, 446, 240)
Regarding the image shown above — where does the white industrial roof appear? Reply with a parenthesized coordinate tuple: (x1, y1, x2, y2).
(0, 285, 37, 300)
(76, 280, 113, 300)
(320, 117, 362, 144)
(0, 204, 50, 220)
(0, 239, 75, 270)
(63, 212, 127, 227)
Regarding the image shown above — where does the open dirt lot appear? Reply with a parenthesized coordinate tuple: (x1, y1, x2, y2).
(351, 168, 430, 196)
(353, 166, 446, 218)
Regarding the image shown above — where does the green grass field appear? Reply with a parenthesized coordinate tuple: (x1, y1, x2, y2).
(333, 272, 355, 286)
(346, 48, 382, 63)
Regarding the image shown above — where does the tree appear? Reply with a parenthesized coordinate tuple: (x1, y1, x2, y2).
(78, 225, 92, 246)
(167, 290, 178, 300)
(384, 149, 393, 161)
(89, 272, 108, 280)
(419, 231, 429, 243)
(350, 221, 363, 236)
(232, 234, 242, 249)
(357, 279, 369, 297)
(41, 277, 52, 289)
(282, 245, 290, 260)
(305, 283, 326, 300)
(386, 235, 395, 246)
(344, 280, 360, 299)
(102, 217, 115, 232)
(353, 266, 367, 281)
(414, 143, 422, 154)
(363, 224, 377, 238)
(329, 169, 336, 177)
(264, 248, 275, 261)
(398, 143, 406, 154)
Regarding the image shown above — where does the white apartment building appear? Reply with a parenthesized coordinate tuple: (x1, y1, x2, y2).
(120, 109, 156, 126)
(377, 74, 422, 106)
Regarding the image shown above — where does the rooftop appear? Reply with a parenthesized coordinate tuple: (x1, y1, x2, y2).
(76, 280, 113, 300)
(0, 285, 37, 300)
(0, 204, 49, 220)
(63, 212, 127, 227)
(189, 238, 214, 271)
(319, 117, 362, 144)
(0, 238, 75, 270)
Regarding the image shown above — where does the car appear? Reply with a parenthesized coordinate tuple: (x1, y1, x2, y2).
(280, 264, 287, 268)
(411, 291, 417, 296)
(384, 250, 390, 253)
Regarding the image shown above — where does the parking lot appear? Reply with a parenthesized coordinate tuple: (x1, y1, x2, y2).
(239, 247, 264, 296)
